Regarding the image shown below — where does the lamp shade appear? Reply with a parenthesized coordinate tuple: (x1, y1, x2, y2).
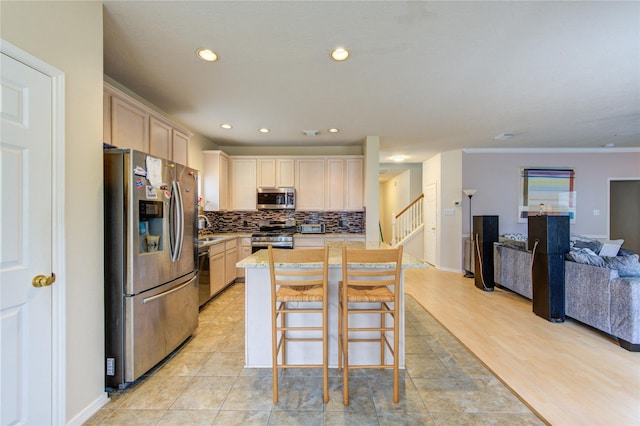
(463, 189, 478, 197)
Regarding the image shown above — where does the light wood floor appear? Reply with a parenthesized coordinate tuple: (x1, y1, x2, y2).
(404, 267, 640, 426)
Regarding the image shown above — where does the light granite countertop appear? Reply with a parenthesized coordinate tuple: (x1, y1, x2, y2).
(237, 241, 427, 269)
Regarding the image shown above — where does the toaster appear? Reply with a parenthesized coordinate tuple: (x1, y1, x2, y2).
(299, 223, 325, 234)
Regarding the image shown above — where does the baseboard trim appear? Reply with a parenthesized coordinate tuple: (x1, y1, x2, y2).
(66, 392, 109, 426)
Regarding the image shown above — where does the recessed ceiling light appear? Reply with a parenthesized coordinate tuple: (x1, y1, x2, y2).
(330, 47, 350, 61)
(493, 132, 516, 141)
(258, 128, 270, 133)
(196, 48, 218, 62)
(220, 123, 232, 130)
(328, 128, 340, 133)
(392, 156, 406, 162)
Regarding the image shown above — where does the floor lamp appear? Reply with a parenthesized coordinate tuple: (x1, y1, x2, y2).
(463, 189, 477, 278)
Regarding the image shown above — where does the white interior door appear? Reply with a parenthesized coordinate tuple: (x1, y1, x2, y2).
(424, 183, 437, 265)
(1, 51, 54, 425)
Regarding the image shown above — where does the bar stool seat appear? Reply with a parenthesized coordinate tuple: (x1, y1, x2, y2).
(268, 245, 329, 404)
(338, 244, 403, 405)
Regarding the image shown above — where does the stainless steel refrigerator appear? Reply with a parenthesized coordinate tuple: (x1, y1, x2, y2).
(104, 149, 199, 389)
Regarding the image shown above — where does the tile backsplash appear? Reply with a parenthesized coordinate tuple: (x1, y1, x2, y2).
(199, 210, 365, 235)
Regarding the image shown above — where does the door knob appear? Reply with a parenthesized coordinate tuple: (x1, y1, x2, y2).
(32, 273, 56, 288)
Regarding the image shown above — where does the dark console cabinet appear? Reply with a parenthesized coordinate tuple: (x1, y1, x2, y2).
(528, 215, 570, 322)
(473, 215, 499, 291)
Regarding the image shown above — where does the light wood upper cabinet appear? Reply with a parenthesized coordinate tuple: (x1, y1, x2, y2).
(325, 157, 364, 211)
(230, 158, 257, 210)
(149, 117, 172, 160)
(276, 159, 295, 187)
(257, 158, 295, 188)
(296, 158, 325, 210)
(345, 158, 364, 210)
(326, 159, 345, 211)
(172, 130, 189, 166)
(202, 150, 228, 211)
(110, 96, 149, 153)
(257, 159, 276, 187)
(104, 82, 190, 164)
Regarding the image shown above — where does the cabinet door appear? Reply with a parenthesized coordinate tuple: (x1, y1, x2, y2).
(172, 130, 189, 165)
(326, 159, 345, 210)
(111, 97, 149, 152)
(296, 158, 325, 210)
(149, 117, 172, 160)
(277, 159, 295, 187)
(230, 158, 257, 210)
(224, 240, 238, 284)
(345, 158, 364, 210)
(209, 246, 225, 296)
(257, 159, 276, 188)
(202, 151, 228, 211)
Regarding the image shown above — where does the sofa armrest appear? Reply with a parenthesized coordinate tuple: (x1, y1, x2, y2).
(564, 261, 617, 334)
(610, 277, 640, 347)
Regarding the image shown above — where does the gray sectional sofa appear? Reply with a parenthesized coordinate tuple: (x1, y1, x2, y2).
(493, 242, 640, 351)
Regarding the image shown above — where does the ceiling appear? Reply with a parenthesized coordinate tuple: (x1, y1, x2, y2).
(102, 1, 640, 164)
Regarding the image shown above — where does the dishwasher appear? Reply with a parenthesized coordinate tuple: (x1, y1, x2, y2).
(198, 245, 211, 307)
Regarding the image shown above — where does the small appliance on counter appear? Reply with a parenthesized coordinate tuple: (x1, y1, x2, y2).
(299, 223, 325, 234)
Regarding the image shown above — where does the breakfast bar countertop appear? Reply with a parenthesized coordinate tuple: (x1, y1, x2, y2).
(237, 241, 428, 269)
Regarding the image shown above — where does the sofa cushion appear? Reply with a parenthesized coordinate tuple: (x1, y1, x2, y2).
(603, 254, 640, 277)
(566, 248, 606, 267)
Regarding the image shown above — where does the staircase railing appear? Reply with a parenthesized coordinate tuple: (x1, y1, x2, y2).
(391, 194, 424, 246)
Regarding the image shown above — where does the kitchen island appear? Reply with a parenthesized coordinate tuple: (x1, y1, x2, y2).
(237, 241, 427, 368)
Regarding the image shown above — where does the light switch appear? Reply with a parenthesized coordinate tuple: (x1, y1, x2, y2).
(593, 209, 600, 216)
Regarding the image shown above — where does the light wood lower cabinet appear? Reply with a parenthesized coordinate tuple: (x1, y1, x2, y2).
(207, 237, 243, 298)
(209, 244, 225, 297)
(224, 239, 238, 285)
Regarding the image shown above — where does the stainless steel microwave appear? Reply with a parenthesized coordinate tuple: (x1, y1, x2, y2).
(256, 187, 295, 209)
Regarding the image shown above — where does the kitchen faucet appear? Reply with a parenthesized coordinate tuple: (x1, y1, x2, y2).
(197, 215, 211, 230)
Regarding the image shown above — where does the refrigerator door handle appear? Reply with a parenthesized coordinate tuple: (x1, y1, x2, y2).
(141, 274, 197, 304)
(169, 181, 185, 262)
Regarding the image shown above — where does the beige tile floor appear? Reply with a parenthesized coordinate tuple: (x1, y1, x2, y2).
(86, 282, 543, 425)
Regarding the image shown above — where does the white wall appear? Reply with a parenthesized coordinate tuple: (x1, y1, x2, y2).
(1, 1, 105, 422)
(380, 170, 411, 243)
(439, 150, 463, 272)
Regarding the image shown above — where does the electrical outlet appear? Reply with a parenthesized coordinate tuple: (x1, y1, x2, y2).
(593, 210, 600, 216)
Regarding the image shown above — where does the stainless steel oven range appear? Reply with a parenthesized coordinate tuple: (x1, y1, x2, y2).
(251, 219, 296, 253)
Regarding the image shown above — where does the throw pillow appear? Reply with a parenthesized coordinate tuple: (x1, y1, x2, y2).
(599, 239, 624, 257)
(573, 239, 602, 253)
(565, 248, 606, 267)
(603, 254, 640, 277)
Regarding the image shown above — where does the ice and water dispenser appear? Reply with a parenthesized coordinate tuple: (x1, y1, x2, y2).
(138, 200, 164, 253)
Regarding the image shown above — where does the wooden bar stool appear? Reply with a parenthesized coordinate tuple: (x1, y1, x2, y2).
(338, 244, 403, 405)
(267, 245, 329, 404)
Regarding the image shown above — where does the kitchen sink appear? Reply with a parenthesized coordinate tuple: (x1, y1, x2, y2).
(199, 236, 225, 242)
